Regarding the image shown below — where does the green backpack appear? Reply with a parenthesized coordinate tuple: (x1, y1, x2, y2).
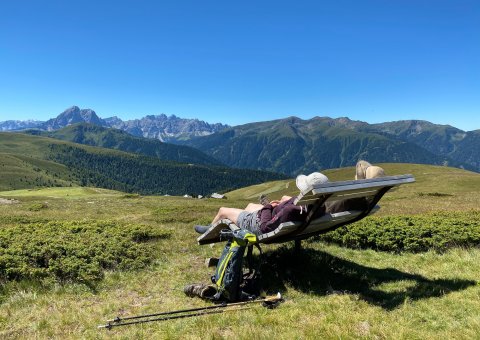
(211, 229, 258, 302)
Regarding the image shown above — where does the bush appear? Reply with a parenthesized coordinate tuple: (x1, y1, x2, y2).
(121, 193, 141, 199)
(0, 220, 169, 286)
(317, 211, 480, 252)
(28, 203, 48, 211)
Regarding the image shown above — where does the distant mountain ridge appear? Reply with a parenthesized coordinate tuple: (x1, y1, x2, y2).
(25, 123, 223, 166)
(2, 106, 228, 142)
(0, 119, 44, 131)
(2, 106, 480, 173)
(181, 116, 478, 175)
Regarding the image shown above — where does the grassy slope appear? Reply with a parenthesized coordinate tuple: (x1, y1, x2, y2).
(29, 123, 224, 166)
(0, 132, 286, 195)
(227, 163, 480, 214)
(0, 132, 123, 191)
(0, 153, 75, 191)
(0, 164, 479, 338)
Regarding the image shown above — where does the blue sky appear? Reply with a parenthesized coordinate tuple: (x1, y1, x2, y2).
(0, 0, 479, 130)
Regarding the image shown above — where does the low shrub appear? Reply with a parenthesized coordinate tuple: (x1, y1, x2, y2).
(28, 203, 48, 211)
(417, 192, 453, 197)
(121, 193, 141, 199)
(317, 211, 480, 252)
(0, 220, 169, 286)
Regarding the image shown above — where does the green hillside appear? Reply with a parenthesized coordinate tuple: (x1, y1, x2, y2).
(0, 153, 74, 191)
(364, 120, 480, 171)
(24, 123, 223, 166)
(182, 117, 459, 176)
(0, 132, 286, 195)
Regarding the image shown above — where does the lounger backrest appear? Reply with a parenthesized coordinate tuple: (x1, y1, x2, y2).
(295, 174, 415, 205)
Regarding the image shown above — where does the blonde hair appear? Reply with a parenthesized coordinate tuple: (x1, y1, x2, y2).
(355, 160, 386, 179)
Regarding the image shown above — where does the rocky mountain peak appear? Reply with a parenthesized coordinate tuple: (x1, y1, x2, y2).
(41, 106, 106, 131)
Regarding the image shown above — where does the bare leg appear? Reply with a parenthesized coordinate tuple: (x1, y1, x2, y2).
(245, 203, 263, 212)
(211, 207, 245, 225)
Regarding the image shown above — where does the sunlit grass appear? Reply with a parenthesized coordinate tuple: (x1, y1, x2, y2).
(0, 164, 479, 338)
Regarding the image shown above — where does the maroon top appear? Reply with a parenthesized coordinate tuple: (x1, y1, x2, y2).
(258, 197, 307, 234)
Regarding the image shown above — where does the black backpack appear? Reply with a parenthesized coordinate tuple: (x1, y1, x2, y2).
(211, 229, 258, 302)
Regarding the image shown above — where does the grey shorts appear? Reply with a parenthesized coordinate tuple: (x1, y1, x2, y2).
(237, 211, 261, 235)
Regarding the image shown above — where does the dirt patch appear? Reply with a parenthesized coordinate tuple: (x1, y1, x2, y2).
(0, 198, 20, 204)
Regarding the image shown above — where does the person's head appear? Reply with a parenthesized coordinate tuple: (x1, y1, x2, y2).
(296, 172, 329, 195)
(355, 160, 372, 180)
(355, 160, 385, 179)
(366, 166, 385, 179)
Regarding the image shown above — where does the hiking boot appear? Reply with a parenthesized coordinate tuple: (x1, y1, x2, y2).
(194, 225, 210, 234)
(259, 194, 270, 205)
(183, 283, 217, 299)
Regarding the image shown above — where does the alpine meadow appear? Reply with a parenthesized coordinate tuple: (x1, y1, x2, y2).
(1, 160, 480, 338)
(2, 1, 480, 339)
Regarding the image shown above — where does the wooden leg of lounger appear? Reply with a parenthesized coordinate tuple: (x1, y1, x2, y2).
(294, 240, 302, 252)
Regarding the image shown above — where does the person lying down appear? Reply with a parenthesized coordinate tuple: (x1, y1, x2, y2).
(194, 160, 385, 236)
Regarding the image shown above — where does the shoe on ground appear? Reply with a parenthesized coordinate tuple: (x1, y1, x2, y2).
(183, 283, 217, 299)
(194, 225, 210, 234)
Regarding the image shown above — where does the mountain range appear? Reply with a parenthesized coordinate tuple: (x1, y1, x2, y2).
(1, 106, 228, 142)
(24, 123, 223, 166)
(181, 116, 472, 175)
(2, 106, 480, 175)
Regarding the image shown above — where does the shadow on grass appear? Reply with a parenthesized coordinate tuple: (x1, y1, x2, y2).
(259, 246, 476, 310)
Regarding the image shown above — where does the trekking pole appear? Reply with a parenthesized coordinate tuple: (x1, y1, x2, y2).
(98, 306, 252, 329)
(98, 293, 283, 330)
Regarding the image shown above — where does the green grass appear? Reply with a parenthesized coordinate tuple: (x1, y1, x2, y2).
(0, 164, 479, 338)
(0, 153, 75, 191)
(0, 187, 122, 198)
(227, 163, 480, 214)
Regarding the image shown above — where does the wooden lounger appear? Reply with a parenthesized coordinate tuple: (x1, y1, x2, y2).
(197, 175, 415, 246)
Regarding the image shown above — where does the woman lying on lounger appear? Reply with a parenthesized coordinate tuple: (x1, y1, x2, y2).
(194, 160, 385, 235)
(194, 171, 330, 235)
(194, 194, 298, 235)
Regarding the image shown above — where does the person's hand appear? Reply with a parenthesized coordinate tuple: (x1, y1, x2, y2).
(270, 200, 281, 207)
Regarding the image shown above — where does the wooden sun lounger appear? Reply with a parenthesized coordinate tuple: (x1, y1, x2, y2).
(197, 174, 415, 246)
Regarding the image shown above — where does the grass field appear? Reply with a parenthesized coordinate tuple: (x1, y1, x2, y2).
(0, 164, 479, 339)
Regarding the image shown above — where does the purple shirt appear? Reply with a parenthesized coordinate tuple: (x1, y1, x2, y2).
(258, 197, 307, 234)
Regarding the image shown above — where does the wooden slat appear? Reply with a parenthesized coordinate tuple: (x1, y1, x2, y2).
(298, 189, 381, 205)
(295, 175, 414, 205)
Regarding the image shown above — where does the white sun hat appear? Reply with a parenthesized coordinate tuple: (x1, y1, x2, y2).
(296, 172, 329, 195)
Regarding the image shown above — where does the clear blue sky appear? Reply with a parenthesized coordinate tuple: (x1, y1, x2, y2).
(1, 0, 479, 130)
